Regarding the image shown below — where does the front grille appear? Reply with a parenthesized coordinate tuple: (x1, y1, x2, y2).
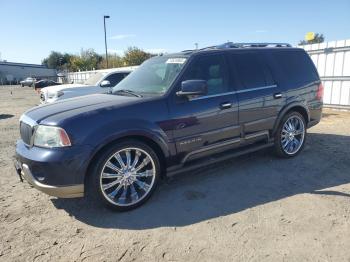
(20, 122, 33, 145)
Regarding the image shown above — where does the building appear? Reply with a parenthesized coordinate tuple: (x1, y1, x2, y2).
(0, 61, 57, 84)
(300, 39, 350, 108)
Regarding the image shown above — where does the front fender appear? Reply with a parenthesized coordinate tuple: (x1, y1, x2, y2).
(84, 118, 171, 163)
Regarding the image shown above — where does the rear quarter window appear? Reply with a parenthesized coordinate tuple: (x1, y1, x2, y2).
(270, 50, 319, 85)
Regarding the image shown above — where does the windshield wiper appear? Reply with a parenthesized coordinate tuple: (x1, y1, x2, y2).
(113, 89, 142, 98)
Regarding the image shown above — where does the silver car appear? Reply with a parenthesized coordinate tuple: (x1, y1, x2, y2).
(20, 77, 35, 87)
(40, 67, 136, 104)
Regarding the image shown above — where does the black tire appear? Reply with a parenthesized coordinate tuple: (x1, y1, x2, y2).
(86, 139, 160, 211)
(274, 111, 307, 158)
(21, 84, 24, 87)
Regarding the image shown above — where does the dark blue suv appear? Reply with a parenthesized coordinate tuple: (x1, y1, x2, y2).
(15, 43, 323, 211)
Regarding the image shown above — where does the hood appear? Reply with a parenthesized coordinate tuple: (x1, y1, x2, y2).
(59, 85, 101, 94)
(41, 83, 89, 93)
(24, 93, 139, 125)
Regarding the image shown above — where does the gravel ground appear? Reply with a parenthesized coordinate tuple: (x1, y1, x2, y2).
(0, 86, 350, 262)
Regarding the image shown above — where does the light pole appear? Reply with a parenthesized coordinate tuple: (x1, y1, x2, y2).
(104, 15, 110, 68)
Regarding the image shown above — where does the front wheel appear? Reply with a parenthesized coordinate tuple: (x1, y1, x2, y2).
(274, 112, 306, 158)
(87, 140, 160, 211)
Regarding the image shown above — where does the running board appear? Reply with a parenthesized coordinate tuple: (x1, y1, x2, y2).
(167, 142, 274, 177)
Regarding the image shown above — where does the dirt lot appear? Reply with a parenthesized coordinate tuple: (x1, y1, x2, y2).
(0, 86, 350, 262)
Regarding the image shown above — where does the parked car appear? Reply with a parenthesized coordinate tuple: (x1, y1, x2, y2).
(15, 42, 323, 211)
(39, 67, 136, 104)
(34, 79, 61, 91)
(20, 77, 35, 87)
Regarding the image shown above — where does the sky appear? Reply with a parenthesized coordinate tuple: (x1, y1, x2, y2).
(0, 0, 349, 64)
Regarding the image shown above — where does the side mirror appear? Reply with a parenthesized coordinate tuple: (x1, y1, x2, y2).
(100, 80, 111, 87)
(176, 80, 207, 97)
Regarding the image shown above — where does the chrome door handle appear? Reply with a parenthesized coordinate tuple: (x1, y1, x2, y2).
(274, 93, 282, 99)
(220, 102, 232, 109)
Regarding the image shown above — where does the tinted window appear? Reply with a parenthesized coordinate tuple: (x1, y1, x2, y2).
(182, 54, 229, 95)
(105, 73, 129, 87)
(231, 52, 273, 89)
(271, 50, 318, 84)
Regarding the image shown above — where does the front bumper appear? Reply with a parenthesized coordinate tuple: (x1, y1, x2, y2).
(14, 161, 84, 198)
(15, 140, 93, 198)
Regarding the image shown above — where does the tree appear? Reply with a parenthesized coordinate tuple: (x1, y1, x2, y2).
(123, 47, 153, 66)
(69, 49, 102, 71)
(41, 46, 155, 71)
(99, 54, 124, 69)
(299, 33, 325, 45)
(42, 51, 72, 70)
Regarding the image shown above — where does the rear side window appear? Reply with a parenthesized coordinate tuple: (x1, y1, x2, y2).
(230, 52, 274, 89)
(271, 50, 318, 85)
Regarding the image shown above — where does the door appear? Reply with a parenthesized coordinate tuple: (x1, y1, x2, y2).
(229, 51, 282, 138)
(168, 53, 240, 164)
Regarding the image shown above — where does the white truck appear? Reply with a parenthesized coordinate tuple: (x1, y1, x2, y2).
(40, 67, 136, 104)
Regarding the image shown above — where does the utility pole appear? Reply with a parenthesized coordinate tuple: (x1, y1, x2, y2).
(104, 15, 110, 68)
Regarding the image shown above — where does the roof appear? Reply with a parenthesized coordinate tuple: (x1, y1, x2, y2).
(0, 61, 51, 69)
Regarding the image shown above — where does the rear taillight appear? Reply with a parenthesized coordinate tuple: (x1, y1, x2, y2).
(316, 83, 324, 101)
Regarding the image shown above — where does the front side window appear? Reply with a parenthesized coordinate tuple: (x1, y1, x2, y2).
(181, 54, 229, 95)
(113, 56, 187, 95)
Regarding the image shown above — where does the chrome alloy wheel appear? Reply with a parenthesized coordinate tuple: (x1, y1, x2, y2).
(99, 147, 156, 207)
(281, 115, 305, 155)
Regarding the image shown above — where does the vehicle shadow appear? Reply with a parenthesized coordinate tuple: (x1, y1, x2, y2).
(0, 114, 14, 120)
(52, 132, 350, 229)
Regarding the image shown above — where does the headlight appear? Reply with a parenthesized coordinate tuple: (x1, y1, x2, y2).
(48, 91, 64, 98)
(33, 125, 71, 148)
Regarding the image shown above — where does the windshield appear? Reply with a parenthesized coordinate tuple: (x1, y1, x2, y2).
(113, 56, 187, 95)
(84, 72, 107, 85)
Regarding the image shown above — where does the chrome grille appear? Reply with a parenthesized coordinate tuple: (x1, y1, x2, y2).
(20, 121, 33, 145)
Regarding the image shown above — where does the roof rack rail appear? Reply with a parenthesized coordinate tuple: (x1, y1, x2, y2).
(181, 42, 292, 53)
(216, 42, 292, 49)
(181, 45, 217, 52)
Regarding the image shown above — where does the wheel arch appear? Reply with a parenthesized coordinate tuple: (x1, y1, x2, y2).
(272, 102, 310, 136)
(84, 132, 168, 186)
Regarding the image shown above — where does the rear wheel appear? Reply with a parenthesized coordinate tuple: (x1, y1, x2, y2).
(274, 111, 306, 158)
(87, 140, 160, 211)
